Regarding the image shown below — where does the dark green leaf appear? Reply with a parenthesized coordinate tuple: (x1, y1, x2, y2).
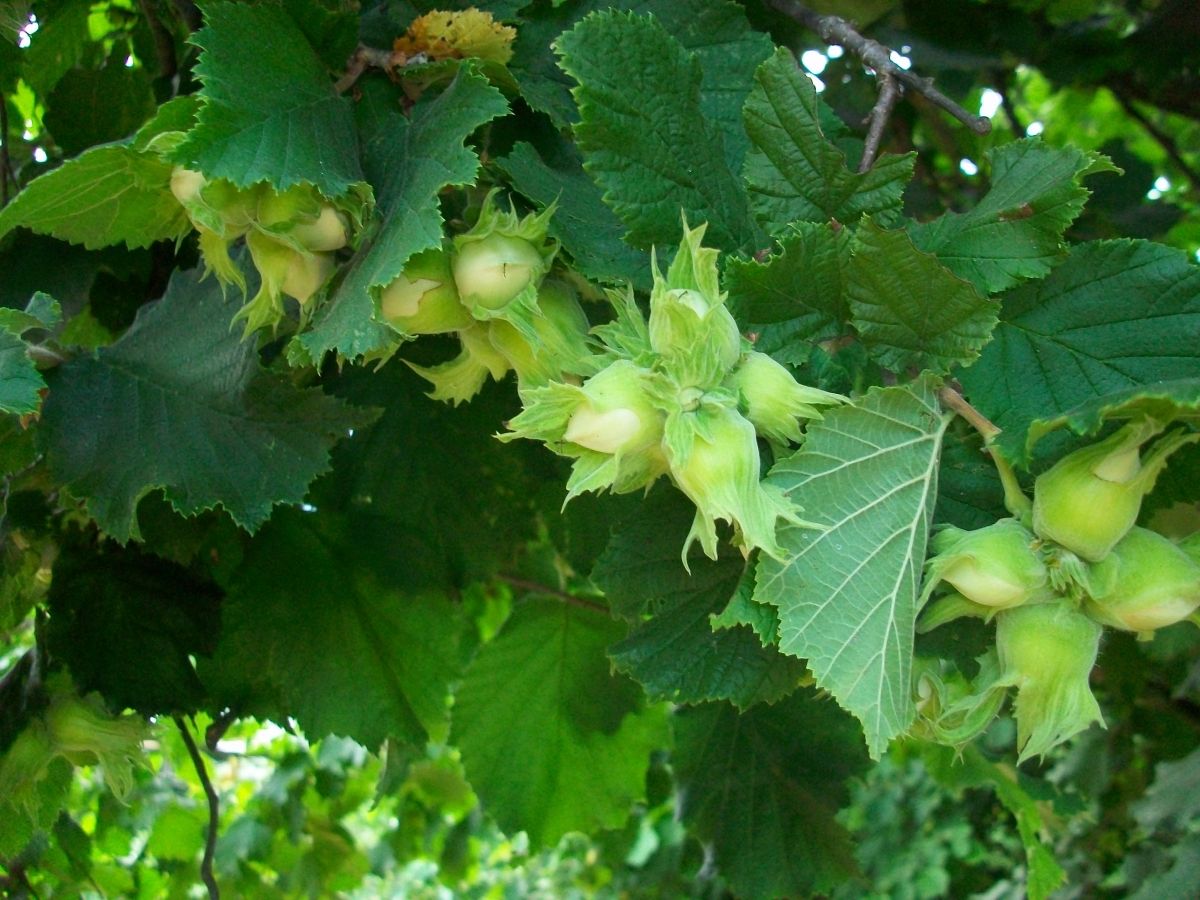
(846, 222, 999, 375)
(204, 508, 467, 747)
(909, 140, 1118, 294)
(555, 11, 760, 251)
(673, 692, 869, 898)
(44, 540, 221, 715)
(958, 240, 1200, 464)
(743, 49, 914, 234)
(44, 64, 157, 156)
(1027, 378, 1200, 454)
(39, 263, 373, 542)
(170, 0, 363, 195)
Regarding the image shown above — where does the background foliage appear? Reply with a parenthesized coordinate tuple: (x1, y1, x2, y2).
(2, 0, 1199, 897)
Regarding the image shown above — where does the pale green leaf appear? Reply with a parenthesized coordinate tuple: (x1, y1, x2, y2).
(755, 375, 950, 757)
(555, 10, 760, 251)
(452, 598, 669, 847)
(39, 263, 373, 542)
(743, 48, 914, 234)
(0, 145, 190, 250)
(170, 1, 363, 195)
(294, 70, 507, 362)
(958, 240, 1200, 464)
(847, 221, 999, 374)
(673, 692, 869, 897)
(909, 140, 1117, 294)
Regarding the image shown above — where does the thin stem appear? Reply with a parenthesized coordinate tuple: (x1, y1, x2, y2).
(938, 386, 1033, 524)
(496, 574, 609, 614)
(859, 70, 901, 172)
(175, 716, 220, 900)
(765, 0, 991, 158)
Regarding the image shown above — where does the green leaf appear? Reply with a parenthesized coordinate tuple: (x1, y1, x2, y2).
(44, 540, 221, 715)
(921, 744, 1067, 900)
(170, 0, 363, 195)
(498, 140, 649, 289)
(1027, 378, 1200, 454)
(204, 508, 467, 747)
(725, 220, 851, 335)
(44, 63, 157, 156)
(672, 692, 869, 898)
(909, 140, 1118, 294)
(957, 240, 1200, 464)
(755, 376, 950, 757)
(0, 292, 62, 415)
(846, 221, 999, 374)
(452, 598, 669, 847)
(294, 70, 507, 362)
(39, 263, 373, 542)
(555, 10, 760, 251)
(596, 489, 807, 708)
(742, 48, 914, 234)
(1133, 745, 1200, 833)
(323, 362, 545, 589)
(0, 145, 191, 250)
(937, 423, 1010, 530)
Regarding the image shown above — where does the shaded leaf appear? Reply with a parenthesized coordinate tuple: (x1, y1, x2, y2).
(39, 263, 373, 542)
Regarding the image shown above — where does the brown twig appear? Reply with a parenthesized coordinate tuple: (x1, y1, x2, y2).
(137, 0, 177, 79)
(765, 0, 990, 169)
(859, 70, 901, 172)
(335, 45, 432, 94)
(496, 574, 609, 614)
(175, 716, 220, 900)
(1114, 92, 1200, 189)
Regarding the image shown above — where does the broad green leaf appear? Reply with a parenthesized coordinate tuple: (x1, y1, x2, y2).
(725, 220, 851, 335)
(555, 11, 760, 252)
(204, 508, 467, 747)
(673, 692, 870, 898)
(755, 376, 950, 757)
(44, 64, 157, 156)
(937, 423, 1010, 530)
(452, 598, 669, 847)
(1027, 378, 1200, 454)
(21, 0, 91, 96)
(512, 0, 771, 163)
(709, 561, 782, 645)
(0, 146, 190, 250)
(39, 263, 373, 542)
(958, 240, 1200, 464)
(909, 140, 1117, 294)
(44, 540, 221, 715)
(743, 48, 914, 234)
(498, 140, 649, 289)
(0, 292, 61, 415)
(170, 1, 363, 195)
(294, 70, 507, 362)
(846, 221, 999, 374)
(596, 489, 808, 708)
(922, 744, 1067, 900)
(323, 362, 545, 589)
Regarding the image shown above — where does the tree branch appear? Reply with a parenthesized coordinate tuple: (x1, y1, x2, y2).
(764, 0, 990, 170)
(496, 574, 609, 614)
(175, 716, 220, 900)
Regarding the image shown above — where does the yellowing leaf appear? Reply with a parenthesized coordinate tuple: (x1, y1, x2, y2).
(394, 9, 516, 65)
